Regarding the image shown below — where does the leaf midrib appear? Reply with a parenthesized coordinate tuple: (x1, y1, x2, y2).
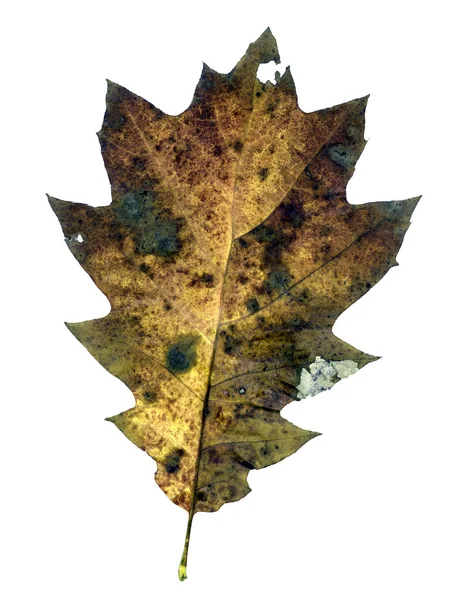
(184, 90, 356, 518)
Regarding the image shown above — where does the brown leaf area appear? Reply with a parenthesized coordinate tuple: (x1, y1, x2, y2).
(49, 29, 419, 579)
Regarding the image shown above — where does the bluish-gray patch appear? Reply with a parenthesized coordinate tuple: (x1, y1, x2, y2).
(114, 188, 184, 257)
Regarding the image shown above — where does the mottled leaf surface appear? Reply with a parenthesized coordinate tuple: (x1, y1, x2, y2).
(49, 28, 419, 579)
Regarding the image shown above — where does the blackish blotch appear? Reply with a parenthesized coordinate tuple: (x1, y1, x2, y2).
(166, 334, 200, 373)
(326, 143, 357, 170)
(281, 196, 305, 228)
(282, 343, 296, 362)
(224, 332, 242, 355)
(264, 267, 290, 292)
(104, 111, 126, 131)
(246, 298, 260, 313)
(251, 225, 276, 243)
(238, 458, 255, 470)
(291, 315, 310, 330)
(165, 448, 185, 474)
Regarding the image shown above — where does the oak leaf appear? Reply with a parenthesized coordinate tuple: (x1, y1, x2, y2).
(49, 28, 419, 580)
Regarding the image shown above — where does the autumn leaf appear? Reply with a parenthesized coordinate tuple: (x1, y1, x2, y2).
(49, 28, 419, 580)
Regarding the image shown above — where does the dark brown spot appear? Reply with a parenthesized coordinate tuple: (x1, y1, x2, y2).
(132, 156, 146, 171)
(258, 167, 269, 181)
(320, 225, 333, 236)
(228, 485, 238, 496)
(189, 272, 215, 288)
(290, 315, 310, 330)
(209, 449, 221, 464)
(267, 101, 278, 113)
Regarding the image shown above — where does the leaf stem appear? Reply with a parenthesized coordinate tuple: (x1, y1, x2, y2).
(178, 510, 194, 581)
(178, 386, 212, 580)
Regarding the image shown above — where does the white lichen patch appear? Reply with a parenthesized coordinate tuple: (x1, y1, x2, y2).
(296, 356, 359, 399)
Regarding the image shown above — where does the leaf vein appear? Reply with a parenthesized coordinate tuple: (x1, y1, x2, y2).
(222, 218, 390, 327)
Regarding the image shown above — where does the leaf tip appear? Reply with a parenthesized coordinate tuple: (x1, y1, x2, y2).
(393, 195, 422, 223)
(411, 194, 422, 209)
(279, 65, 296, 94)
(46, 194, 58, 210)
(105, 78, 119, 98)
(255, 27, 280, 65)
(64, 321, 79, 338)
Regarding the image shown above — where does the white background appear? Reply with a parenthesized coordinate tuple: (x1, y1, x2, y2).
(1, 1, 451, 598)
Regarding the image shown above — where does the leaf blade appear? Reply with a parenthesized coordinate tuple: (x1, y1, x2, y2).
(49, 29, 419, 579)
